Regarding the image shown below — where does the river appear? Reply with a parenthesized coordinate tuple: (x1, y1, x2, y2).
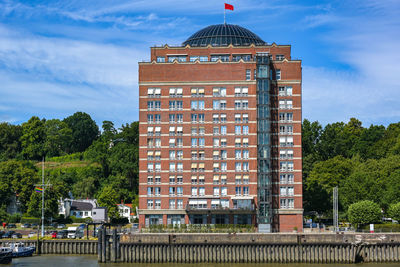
(9, 255, 400, 267)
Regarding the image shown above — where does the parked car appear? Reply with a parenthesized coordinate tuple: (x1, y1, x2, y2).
(21, 223, 31, 228)
(6, 224, 16, 229)
(2, 231, 15, 238)
(28, 232, 36, 238)
(56, 230, 68, 239)
(12, 233, 22, 239)
(57, 224, 66, 229)
(77, 224, 86, 230)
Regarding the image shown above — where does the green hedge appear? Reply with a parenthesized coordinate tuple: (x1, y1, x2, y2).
(7, 214, 22, 223)
(143, 224, 256, 233)
(362, 223, 400, 232)
(69, 216, 92, 223)
(20, 217, 40, 224)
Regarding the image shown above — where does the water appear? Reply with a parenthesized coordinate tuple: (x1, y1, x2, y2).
(10, 255, 400, 267)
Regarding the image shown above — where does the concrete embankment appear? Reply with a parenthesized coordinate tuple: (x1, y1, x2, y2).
(116, 233, 400, 263)
(0, 239, 97, 255)
(3, 233, 400, 263)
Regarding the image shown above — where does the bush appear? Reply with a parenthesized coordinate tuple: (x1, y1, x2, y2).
(7, 213, 22, 223)
(348, 200, 381, 228)
(69, 216, 92, 223)
(389, 202, 400, 222)
(111, 217, 129, 225)
(362, 223, 400, 232)
(20, 217, 40, 224)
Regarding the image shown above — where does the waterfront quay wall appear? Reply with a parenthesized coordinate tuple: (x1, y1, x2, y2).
(0, 240, 97, 255)
(116, 233, 400, 263)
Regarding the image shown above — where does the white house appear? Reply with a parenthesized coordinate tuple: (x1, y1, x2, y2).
(117, 203, 135, 223)
(59, 199, 97, 219)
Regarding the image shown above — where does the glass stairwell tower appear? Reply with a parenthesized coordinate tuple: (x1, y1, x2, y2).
(256, 53, 272, 232)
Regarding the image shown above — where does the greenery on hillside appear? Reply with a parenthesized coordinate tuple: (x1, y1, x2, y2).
(303, 118, 400, 221)
(1, 113, 400, 225)
(0, 112, 138, 221)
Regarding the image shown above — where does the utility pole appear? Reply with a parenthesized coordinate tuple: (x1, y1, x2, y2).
(34, 157, 51, 237)
(333, 186, 338, 232)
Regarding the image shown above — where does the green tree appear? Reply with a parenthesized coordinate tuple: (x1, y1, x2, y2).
(63, 112, 99, 153)
(97, 185, 120, 219)
(0, 160, 38, 212)
(44, 119, 73, 157)
(352, 124, 385, 159)
(72, 176, 99, 199)
(304, 156, 356, 213)
(388, 202, 400, 222)
(348, 200, 381, 228)
(27, 181, 67, 218)
(0, 122, 22, 161)
(20, 116, 46, 160)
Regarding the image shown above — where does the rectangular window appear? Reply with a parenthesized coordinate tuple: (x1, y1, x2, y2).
(243, 187, 249, 196)
(220, 125, 227, 135)
(246, 69, 251, 80)
(199, 138, 205, 147)
(148, 114, 154, 123)
(169, 150, 175, 160)
(221, 138, 227, 147)
(213, 127, 219, 135)
(147, 187, 153, 196)
(177, 114, 183, 123)
(191, 138, 197, 147)
(169, 187, 176, 196)
(156, 57, 165, 62)
(147, 176, 153, 184)
(177, 186, 183, 196)
(191, 187, 197, 196)
(243, 162, 249, 171)
(191, 114, 197, 123)
(221, 187, 227, 196)
(220, 114, 226, 123)
(280, 187, 287, 196)
(177, 150, 183, 159)
(169, 114, 175, 123)
(213, 100, 220, 110)
(221, 162, 227, 172)
(235, 150, 241, 159)
(276, 54, 285, 61)
(235, 125, 241, 135)
(235, 187, 241, 196)
(213, 187, 220, 196)
(243, 125, 249, 135)
(243, 150, 249, 159)
(199, 114, 205, 123)
(169, 176, 175, 184)
(169, 199, 175, 209)
(288, 174, 294, 183)
(220, 100, 226, 110)
(199, 187, 205, 196)
(177, 199, 183, 209)
(147, 199, 153, 209)
(276, 69, 281, 80)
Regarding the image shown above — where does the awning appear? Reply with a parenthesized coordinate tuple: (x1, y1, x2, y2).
(213, 88, 219, 93)
(235, 138, 241, 143)
(235, 175, 241, 179)
(235, 114, 241, 118)
(147, 151, 154, 156)
(213, 163, 219, 168)
(234, 88, 241, 93)
(191, 163, 197, 168)
(177, 127, 183, 132)
(147, 127, 153, 132)
(198, 200, 207, 205)
(169, 126, 175, 131)
(213, 151, 219, 156)
(243, 175, 249, 180)
(198, 88, 204, 94)
(169, 88, 175, 94)
(213, 175, 219, 181)
(198, 150, 204, 154)
(169, 139, 175, 144)
(243, 138, 249, 143)
(148, 88, 154, 94)
(221, 175, 227, 180)
(154, 88, 161, 95)
(213, 114, 219, 118)
(221, 138, 226, 143)
(211, 200, 220, 205)
(198, 175, 205, 180)
(242, 87, 248, 93)
(199, 163, 205, 168)
(155, 151, 161, 156)
(191, 88, 197, 94)
(243, 113, 248, 118)
(176, 88, 183, 94)
(155, 127, 161, 132)
(220, 114, 226, 118)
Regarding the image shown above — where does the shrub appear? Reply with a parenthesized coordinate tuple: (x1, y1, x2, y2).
(389, 202, 400, 222)
(20, 217, 40, 224)
(69, 216, 92, 223)
(348, 200, 381, 228)
(111, 217, 129, 225)
(7, 213, 22, 223)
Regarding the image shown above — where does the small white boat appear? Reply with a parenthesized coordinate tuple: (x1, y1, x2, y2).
(7, 242, 36, 257)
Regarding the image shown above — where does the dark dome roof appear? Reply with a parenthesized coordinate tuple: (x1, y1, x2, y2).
(183, 24, 266, 47)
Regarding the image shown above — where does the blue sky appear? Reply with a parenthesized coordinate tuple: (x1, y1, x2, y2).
(0, 0, 399, 128)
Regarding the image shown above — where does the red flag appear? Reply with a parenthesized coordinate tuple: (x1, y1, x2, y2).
(225, 3, 234, 11)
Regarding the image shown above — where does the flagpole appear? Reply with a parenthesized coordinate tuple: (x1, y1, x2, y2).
(41, 157, 44, 237)
(224, 4, 226, 24)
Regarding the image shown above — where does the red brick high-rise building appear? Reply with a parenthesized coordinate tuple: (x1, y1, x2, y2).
(138, 24, 303, 232)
